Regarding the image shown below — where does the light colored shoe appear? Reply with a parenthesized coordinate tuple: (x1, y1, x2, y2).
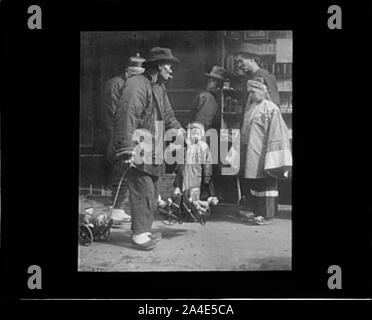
(144, 232, 162, 242)
(253, 216, 273, 225)
(131, 233, 157, 250)
(111, 208, 131, 222)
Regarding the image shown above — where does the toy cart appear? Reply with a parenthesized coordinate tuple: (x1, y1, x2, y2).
(79, 165, 132, 246)
(79, 212, 113, 246)
(157, 193, 211, 226)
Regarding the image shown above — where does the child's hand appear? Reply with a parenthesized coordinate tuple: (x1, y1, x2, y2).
(158, 199, 167, 208)
(207, 196, 219, 206)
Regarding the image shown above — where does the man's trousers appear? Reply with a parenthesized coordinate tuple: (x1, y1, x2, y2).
(126, 167, 159, 235)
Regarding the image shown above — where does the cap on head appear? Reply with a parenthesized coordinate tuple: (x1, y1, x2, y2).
(247, 79, 268, 95)
(205, 66, 226, 81)
(188, 121, 205, 132)
(127, 53, 146, 75)
(252, 76, 265, 84)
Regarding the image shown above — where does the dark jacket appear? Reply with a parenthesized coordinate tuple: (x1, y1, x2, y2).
(113, 73, 181, 177)
(104, 74, 127, 122)
(252, 68, 280, 107)
(102, 74, 126, 163)
(193, 91, 219, 131)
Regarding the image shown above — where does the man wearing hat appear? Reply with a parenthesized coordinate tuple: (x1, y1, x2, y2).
(237, 78, 292, 225)
(234, 43, 280, 107)
(113, 47, 185, 250)
(193, 66, 226, 131)
(102, 53, 146, 223)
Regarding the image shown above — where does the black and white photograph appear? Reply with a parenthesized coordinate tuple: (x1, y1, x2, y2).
(2, 0, 372, 305)
(78, 31, 293, 271)
(0, 114, 1, 248)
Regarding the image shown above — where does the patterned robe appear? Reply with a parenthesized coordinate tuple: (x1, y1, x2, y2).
(240, 99, 292, 179)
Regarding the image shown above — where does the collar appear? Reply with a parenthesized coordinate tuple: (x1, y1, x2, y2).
(144, 71, 164, 85)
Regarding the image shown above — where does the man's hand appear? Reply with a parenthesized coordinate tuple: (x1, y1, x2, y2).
(116, 148, 135, 166)
(203, 176, 212, 184)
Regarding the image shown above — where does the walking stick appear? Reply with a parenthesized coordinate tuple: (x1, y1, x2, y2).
(111, 162, 134, 211)
(236, 175, 242, 207)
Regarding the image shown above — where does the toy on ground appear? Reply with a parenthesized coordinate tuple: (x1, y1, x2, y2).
(79, 164, 133, 246)
(79, 207, 113, 246)
(157, 189, 218, 226)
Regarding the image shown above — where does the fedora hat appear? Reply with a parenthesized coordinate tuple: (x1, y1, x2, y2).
(205, 66, 226, 81)
(234, 42, 261, 57)
(146, 47, 180, 64)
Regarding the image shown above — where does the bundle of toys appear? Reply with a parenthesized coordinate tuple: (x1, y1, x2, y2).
(157, 190, 218, 226)
(79, 205, 113, 246)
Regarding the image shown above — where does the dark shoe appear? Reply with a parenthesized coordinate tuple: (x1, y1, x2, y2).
(238, 209, 255, 219)
(149, 232, 162, 242)
(111, 220, 126, 228)
(131, 239, 157, 251)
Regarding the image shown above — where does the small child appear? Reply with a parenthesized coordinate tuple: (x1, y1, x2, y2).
(172, 122, 218, 220)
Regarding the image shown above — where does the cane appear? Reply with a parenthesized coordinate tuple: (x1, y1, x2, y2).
(111, 162, 134, 212)
(236, 175, 242, 206)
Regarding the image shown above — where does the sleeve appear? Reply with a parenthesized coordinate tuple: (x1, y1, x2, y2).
(104, 79, 123, 116)
(102, 80, 118, 135)
(265, 74, 280, 107)
(113, 80, 147, 157)
(194, 93, 218, 130)
(264, 106, 292, 178)
(257, 69, 281, 107)
(163, 86, 181, 130)
(268, 74, 281, 107)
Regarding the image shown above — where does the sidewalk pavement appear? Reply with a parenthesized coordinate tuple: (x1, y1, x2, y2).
(78, 200, 291, 271)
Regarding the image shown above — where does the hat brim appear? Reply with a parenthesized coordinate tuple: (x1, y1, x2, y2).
(205, 73, 224, 80)
(234, 51, 261, 58)
(147, 57, 180, 64)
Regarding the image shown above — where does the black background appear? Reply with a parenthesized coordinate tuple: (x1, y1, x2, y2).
(1, 0, 372, 302)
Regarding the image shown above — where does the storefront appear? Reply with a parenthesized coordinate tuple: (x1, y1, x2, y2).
(79, 30, 292, 204)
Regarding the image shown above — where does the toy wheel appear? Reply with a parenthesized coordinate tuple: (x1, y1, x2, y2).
(158, 208, 178, 226)
(161, 213, 178, 226)
(79, 224, 93, 246)
(102, 228, 111, 240)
